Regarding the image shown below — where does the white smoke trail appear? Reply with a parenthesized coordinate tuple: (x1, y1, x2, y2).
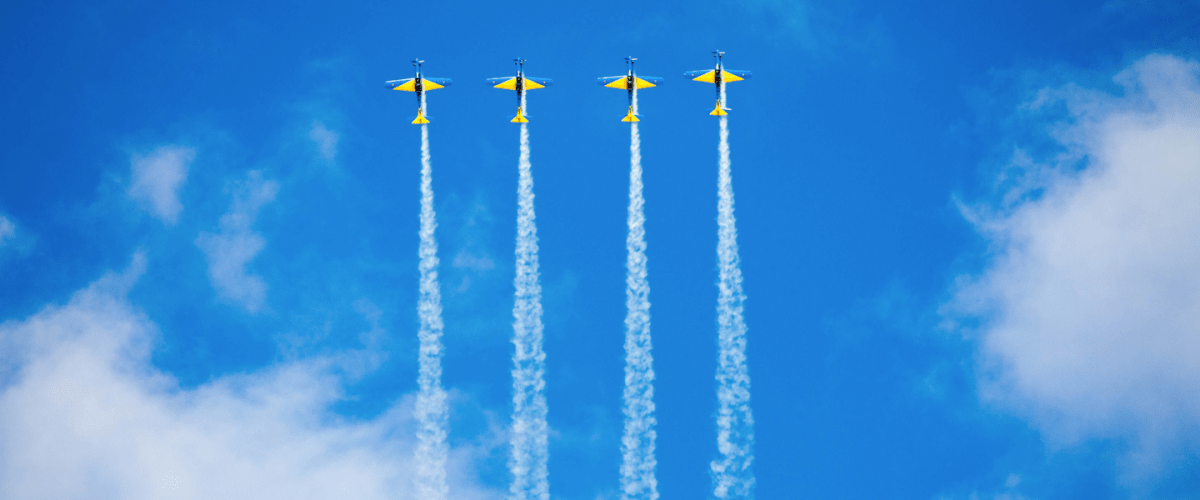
(509, 123, 550, 500)
(620, 93, 659, 500)
(711, 115, 754, 499)
(414, 124, 450, 500)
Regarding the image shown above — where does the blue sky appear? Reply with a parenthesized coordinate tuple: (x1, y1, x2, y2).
(2, 1, 1200, 498)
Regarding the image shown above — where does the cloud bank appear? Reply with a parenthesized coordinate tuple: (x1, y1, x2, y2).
(127, 146, 194, 225)
(196, 171, 278, 313)
(0, 257, 496, 500)
(952, 54, 1200, 472)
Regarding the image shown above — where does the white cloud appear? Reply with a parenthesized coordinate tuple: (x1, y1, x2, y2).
(127, 146, 194, 225)
(937, 474, 1034, 500)
(950, 54, 1200, 472)
(452, 250, 495, 272)
(196, 171, 278, 313)
(0, 256, 498, 500)
(309, 121, 339, 163)
(0, 215, 14, 246)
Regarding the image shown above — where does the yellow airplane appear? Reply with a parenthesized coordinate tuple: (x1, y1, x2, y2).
(684, 51, 752, 116)
(597, 57, 663, 122)
(487, 58, 553, 123)
(385, 59, 452, 124)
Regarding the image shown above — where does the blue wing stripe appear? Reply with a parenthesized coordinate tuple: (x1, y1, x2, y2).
(526, 77, 554, 86)
(426, 78, 453, 86)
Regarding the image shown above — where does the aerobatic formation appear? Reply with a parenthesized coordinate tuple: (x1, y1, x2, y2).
(386, 52, 755, 500)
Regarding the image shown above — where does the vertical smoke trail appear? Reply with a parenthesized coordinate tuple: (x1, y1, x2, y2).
(711, 116, 754, 499)
(414, 124, 450, 500)
(620, 90, 659, 500)
(509, 123, 550, 500)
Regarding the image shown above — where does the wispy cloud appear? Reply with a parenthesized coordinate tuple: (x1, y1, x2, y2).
(309, 121, 339, 163)
(196, 171, 279, 313)
(0, 215, 15, 247)
(127, 146, 194, 225)
(452, 250, 495, 272)
(448, 197, 499, 295)
(937, 473, 1034, 500)
(0, 256, 498, 500)
(949, 54, 1200, 477)
(738, 0, 890, 58)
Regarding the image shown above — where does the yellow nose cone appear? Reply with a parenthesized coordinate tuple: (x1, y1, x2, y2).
(511, 107, 529, 123)
(622, 106, 640, 122)
(412, 109, 430, 125)
(709, 101, 728, 116)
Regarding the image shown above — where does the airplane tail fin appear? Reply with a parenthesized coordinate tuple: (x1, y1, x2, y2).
(412, 109, 431, 125)
(622, 106, 640, 122)
(511, 107, 529, 123)
(710, 101, 728, 116)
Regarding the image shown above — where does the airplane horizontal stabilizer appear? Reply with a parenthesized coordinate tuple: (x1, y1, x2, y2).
(622, 106, 639, 122)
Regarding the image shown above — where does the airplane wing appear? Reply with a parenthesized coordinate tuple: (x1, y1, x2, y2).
(386, 78, 417, 91)
(525, 77, 553, 89)
(685, 69, 717, 83)
(487, 76, 552, 90)
(597, 76, 626, 87)
(487, 77, 518, 90)
(722, 69, 752, 82)
(636, 76, 663, 88)
(598, 76, 663, 89)
(424, 78, 453, 89)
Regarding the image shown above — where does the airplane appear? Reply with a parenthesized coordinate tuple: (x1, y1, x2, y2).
(384, 59, 452, 125)
(486, 58, 553, 123)
(597, 57, 663, 122)
(684, 51, 752, 116)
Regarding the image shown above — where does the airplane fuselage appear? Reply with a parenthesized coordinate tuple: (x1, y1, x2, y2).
(713, 61, 726, 105)
(412, 68, 429, 124)
(625, 73, 637, 112)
